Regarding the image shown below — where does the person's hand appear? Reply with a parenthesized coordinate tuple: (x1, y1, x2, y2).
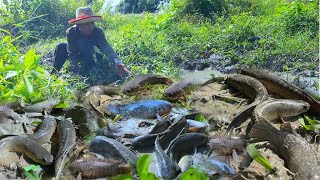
(115, 63, 129, 77)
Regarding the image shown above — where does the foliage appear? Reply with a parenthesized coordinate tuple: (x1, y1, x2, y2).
(137, 154, 159, 180)
(0, 31, 78, 103)
(119, 0, 162, 13)
(170, 0, 226, 18)
(247, 144, 275, 173)
(2, 0, 318, 88)
(180, 166, 210, 180)
(298, 115, 320, 131)
(22, 164, 42, 180)
(0, 0, 104, 44)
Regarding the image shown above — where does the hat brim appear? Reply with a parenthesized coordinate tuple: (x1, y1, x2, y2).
(68, 16, 102, 25)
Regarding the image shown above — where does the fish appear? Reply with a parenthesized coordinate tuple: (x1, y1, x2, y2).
(224, 74, 268, 133)
(55, 120, 76, 177)
(29, 116, 57, 144)
(192, 153, 237, 177)
(208, 136, 246, 159)
(122, 74, 173, 94)
(239, 68, 320, 115)
(159, 118, 188, 150)
(23, 98, 61, 113)
(178, 155, 193, 173)
(250, 99, 318, 179)
(154, 136, 180, 180)
(107, 99, 173, 119)
(148, 119, 171, 134)
(253, 99, 310, 124)
(250, 118, 320, 179)
(166, 133, 208, 162)
(132, 118, 187, 150)
(0, 136, 53, 165)
(186, 120, 208, 133)
(69, 159, 131, 178)
(164, 78, 205, 100)
(89, 136, 138, 167)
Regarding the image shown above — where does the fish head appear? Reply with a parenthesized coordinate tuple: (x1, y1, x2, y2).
(164, 89, 184, 100)
(284, 100, 310, 117)
(40, 154, 54, 165)
(156, 100, 173, 115)
(122, 86, 136, 94)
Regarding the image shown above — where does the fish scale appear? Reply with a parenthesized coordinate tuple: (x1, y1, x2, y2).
(107, 100, 172, 119)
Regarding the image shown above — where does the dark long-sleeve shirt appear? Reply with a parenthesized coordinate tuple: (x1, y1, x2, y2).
(66, 25, 121, 64)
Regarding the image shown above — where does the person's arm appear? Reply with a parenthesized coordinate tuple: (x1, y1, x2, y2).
(66, 26, 80, 67)
(94, 28, 123, 65)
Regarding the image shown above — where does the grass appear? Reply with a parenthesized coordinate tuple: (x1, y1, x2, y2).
(0, 0, 318, 102)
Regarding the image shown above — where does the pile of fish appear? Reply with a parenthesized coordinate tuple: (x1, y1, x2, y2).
(0, 68, 319, 179)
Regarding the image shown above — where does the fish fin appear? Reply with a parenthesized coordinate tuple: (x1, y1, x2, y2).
(156, 113, 163, 121)
(232, 149, 239, 163)
(107, 104, 120, 114)
(250, 118, 277, 141)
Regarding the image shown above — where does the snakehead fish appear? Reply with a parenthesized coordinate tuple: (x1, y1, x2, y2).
(250, 118, 319, 179)
(250, 99, 317, 179)
(224, 74, 268, 133)
(164, 78, 206, 100)
(89, 136, 138, 167)
(0, 136, 53, 165)
(238, 68, 320, 115)
(69, 159, 131, 178)
(29, 116, 57, 144)
(253, 99, 310, 124)
(55, 120, 76, 177)
(154, 136, 180, 180)
(107, 100, 172, 119)
(166, 133, 208, 162)
(122, 74, 173, 94)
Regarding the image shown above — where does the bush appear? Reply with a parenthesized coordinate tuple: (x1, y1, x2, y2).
(281, 0, 318, 37)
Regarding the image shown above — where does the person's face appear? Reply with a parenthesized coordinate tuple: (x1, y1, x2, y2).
(77, 22, 95, 36)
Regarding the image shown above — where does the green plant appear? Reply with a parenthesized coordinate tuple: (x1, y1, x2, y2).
(246, 144, 275, 173)
(0, 31, 79, 103)
(137, 154, 159, 180)
(298, 115, 320, 131)
(22, 164, 42, 180)
(180, 166, 209, 180)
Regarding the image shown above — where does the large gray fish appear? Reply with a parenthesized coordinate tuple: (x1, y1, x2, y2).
(154, 136, 180, 180)
(250, 118, 320, 179)
(122, 74, 173, 94)
(107, 100, 172, 119)
(89, 136, 138, 167)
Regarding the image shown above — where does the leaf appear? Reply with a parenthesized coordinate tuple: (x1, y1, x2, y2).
(23, 164, 41, 172)
(180, 167, 209, 180)
(4, 71, 17, 79)
(112, 115, 122, 124)
(136, 154, 159, 180)
(195, 114, 206, 122)
(54, 101, 69, 108)
(298, 117, 312, 131)
(24, 49, 40, 70)
(23, 76, 33, 95)
(22, 169, 38, 180)
(2, 36, 11, 43)
(137, 154, 151, 177)
(31, 121, 42, 125)
(22, 165, 41, 180)
(246, 144, 275, 172)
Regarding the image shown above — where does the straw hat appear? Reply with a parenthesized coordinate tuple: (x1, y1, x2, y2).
(68, 7, 102, 25)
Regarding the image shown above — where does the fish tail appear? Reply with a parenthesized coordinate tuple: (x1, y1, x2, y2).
(250, 118, 279, 141)
(107, 105, 120, 114)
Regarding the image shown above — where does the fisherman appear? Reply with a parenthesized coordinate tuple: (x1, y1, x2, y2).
(51, 7, 129, 83)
